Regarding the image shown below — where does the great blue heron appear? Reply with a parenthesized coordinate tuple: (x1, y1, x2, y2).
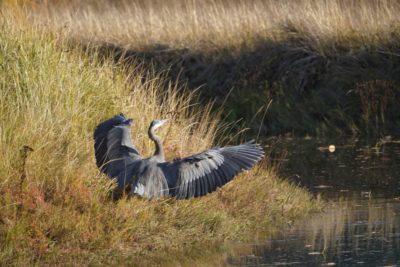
(94, 114, 264, 199)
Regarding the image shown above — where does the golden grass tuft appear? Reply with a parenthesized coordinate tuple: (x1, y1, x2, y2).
(0, 8, 320, 266)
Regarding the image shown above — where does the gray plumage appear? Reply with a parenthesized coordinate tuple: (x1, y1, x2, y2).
(94, 115, 264, 199)
(93, 114, 141, 177)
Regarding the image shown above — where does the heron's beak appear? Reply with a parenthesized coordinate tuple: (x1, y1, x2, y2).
(154, 119, 168, 130)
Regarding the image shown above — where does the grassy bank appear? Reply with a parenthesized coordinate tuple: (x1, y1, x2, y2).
(0, 12, 319, 266)
(25, 0, 400, 137)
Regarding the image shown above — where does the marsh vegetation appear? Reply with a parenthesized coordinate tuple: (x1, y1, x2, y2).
(1, 0, 399, 265)
(0, 7, 318, 266)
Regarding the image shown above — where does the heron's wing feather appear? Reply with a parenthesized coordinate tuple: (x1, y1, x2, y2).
(105, 125, 142, 177)
(93, 114, 141, 177)
(94, 114, 126, 170)
(107, 125, 141, 160)
(163, 141, 264, 199)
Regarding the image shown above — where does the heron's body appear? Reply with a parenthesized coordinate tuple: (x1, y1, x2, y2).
(94, 114, 264, 199)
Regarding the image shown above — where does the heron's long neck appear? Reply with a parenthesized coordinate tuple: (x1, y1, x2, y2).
(148, 127, 165, 161)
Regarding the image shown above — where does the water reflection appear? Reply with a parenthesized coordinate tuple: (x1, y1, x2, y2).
(227, 138, 400, 266)
(271, 138, 400, 198)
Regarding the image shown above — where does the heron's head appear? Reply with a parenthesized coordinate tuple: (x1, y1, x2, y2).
(150, 119, 168, 131)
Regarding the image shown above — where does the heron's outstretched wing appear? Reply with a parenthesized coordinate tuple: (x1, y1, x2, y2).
(93, 114, 141, 177)
(162, 141, 264, 199)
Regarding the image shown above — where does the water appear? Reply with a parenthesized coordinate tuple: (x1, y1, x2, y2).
(227, 138, 400, 266)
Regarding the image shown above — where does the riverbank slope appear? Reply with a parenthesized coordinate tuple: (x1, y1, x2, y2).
(0, 12, 319, 266)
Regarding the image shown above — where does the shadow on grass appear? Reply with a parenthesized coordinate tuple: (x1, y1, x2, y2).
(82, 37, 400, 137)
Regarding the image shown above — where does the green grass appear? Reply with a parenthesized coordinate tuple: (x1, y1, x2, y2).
(0, 11, 320, 266)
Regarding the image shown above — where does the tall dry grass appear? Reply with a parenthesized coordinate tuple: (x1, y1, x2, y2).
(17, 0, 400, 137)
(0, 10, 319, 266)
(23, 0, 400, 53)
